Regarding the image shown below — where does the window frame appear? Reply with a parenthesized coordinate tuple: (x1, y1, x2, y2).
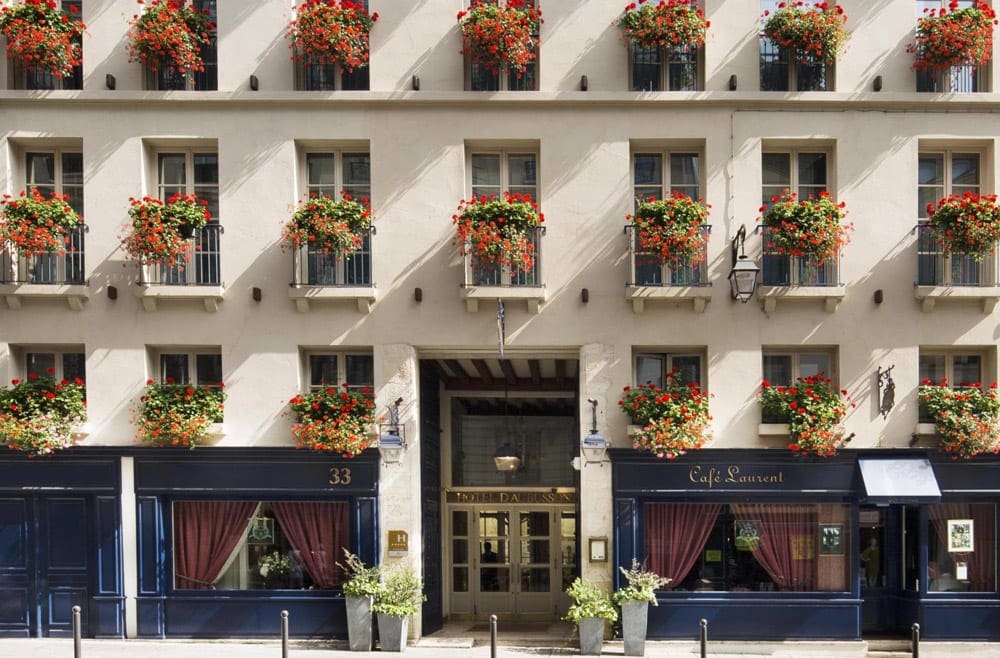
(146, 0, 217, 91)
(151, 348, 223, 388)
(12, 346, 86, 384)
(625, 0, 704, 92)
(759, 0, 833, 91)
(633, 351, 706, 390)
(464, 0, 540, 92)
(301, 350, 374, 393)
(294, 0, 370, 91)
(761, 349, 837, 423)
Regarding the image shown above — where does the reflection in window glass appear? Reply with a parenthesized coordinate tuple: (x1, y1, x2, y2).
(928, 503, 996, 592)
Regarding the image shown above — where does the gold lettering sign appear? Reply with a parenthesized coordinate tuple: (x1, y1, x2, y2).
(688, 465, 784, 489)
(328, 467, 352, 486)
(445, 491, 577, 504)
(388, 530, 408, 556)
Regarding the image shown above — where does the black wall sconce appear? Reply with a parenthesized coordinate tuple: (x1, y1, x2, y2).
(580, 75, 588, 91)
(877, 365, 895, 419)
(249, 75, 259, 91)
(728, 74, 738, 91)
(728, 224, 760, 302)
(107, 285, 118, 300)
(414, 287, 423, 302)
(412, 75, 420, 91)
(252, 287, 262, 302)
(581, 288, 589, 303)
(874, 289, 884, 304)
(873, 75, 883, 92)
(105, 74, 116, 90)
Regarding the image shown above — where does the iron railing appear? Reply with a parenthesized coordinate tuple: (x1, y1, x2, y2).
(464, 226, 544, 287)
(141, 224, 223, 286)
(917, 64, 986, 93)
(0, 225, 87, 285)
(290, 227, 374, 287)
(916, 224, 998, 286)
(759, 226, 840, 286)
(625, 225, 711, 287)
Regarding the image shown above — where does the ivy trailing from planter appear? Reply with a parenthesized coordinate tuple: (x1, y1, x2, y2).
(457, 0, 542, 77)
(909, 0, 997, 73)
(1, 188, 82, 256)
(127, 0, 214, 76)
(121, 193, 211, 268)
(617, 0, 709, 50)
(760, 190, 852, 264)
(762, 1, 849, 64)
(759, 375, 853, 457)
(619, 371, 712, 460)
(0, 0, 85, 79)
(453, 192, 544, 274)
(287, 383, 375, 456)
(628, 191, 710, 265)
(287, 0, 378, 74)
(920, 379, 1000, 460)
(135, 379, 225, 448)
(0, 373, 86, 456)
(282, 192, 372, 256)
(926, 192, 1000, 262)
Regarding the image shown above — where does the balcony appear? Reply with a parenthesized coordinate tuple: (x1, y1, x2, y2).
(0, 225, 89, 310)
(287, 228, 376, 313)
(757, 226, 845, 313)
(461, 226, 545, 313)
(624, 225, 712, 313)
(137, 224, 224, 312)
(914, 224, 1000, 313)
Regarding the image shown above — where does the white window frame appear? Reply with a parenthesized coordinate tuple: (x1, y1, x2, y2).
(12, 346, 86, 383)
(301, 350, 374, 393)
(633, 351, 706, 389)
(464, 0, 540, 91)
(150, 348, 223, 387)
(915, 0, 991, 92)
(918, 349, 994, 422)
(762, 350, 837, 386)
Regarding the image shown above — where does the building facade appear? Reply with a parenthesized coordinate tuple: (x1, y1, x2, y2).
(1, 0, 999, 645)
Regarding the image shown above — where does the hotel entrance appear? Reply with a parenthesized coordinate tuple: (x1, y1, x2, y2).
(447, 500, 576, 620)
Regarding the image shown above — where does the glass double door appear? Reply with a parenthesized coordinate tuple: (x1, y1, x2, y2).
(449, 505, 576, 620)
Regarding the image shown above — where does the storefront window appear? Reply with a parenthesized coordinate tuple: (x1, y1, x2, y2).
(645, 502, 850, 592)
(172, 500, 349, 590)
(927, 503, 996, 593)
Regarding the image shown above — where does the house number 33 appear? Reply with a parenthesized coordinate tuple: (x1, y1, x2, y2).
(329, 468, 352, 485)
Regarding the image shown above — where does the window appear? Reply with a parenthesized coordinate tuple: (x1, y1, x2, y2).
(150, 0, 217, 90)
(762, 350, 834, 422)
(295, 0, 369, 90)
(466, 149, 541, 286)
(645, 502, 851, 592)
(761, 149, 838, 285)
(157, 351, 223, 388)
(627, 2, 702, 91)
(304, 352, 373, 392)
(147, 151, 220, 285)
(293, 150, 372, 286)
(3, 150, 86, 284)
(919, 351, 987, 422)
(466, 0, 539, 91)
(19, 348, 86, 383)
(927, 503, 996, 593)
(629, 150, 707, 286)
(172, 500, 350, 590)
(917, 150, 992, 285)
(759, 0, 830, 91)
(635, 352, 704, 389)
(9, 1, 82, 90)
(915, 0, 988, 92)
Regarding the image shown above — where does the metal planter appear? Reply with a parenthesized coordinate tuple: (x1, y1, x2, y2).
(345, 595, 373, 651)
(578, 618, 605, 656)
(621, 599, 649, 656)
(377, 612, 409, 652)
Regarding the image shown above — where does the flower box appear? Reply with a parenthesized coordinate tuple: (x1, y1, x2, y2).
(757, 423, 791, 436)
(287, 0, 378, 74)
(135, 381, 227, 449)
(458, 0, 542, 77)
(0, 0, 84, 79)
(909, 1, 996, 72)
(0, 375, 86, 456)
(620, 379, 712, 459)
(617, 0, 708, 51)
(127, 0, 214, 79)
(919, 381, 1000, 459)
(758, 376, 852, 456)
(286, 384, 376, 456)
(762, 1, 849, 64)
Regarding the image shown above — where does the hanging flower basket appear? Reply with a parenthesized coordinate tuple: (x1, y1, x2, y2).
(453, 192, 543, 273)
(920, 380, 1000, 460)
(287, 383, 376, 456)
(759, 190, 852, 264)
(926, 192, 1000, 261)
(1, 188, 81, 256)
(281, 192, 372, 256)
(616, 0, 709, 50)
(287, 0, 378, 73)
(121, 193, 211, 267)
(759, 375, 852, 457)
(0, 373, 86, 456)
(628, 192, 709, 264)
(762, 1, 849, 64)
(618, 372, 712, 460)
(135, 379, 226, 448)
(457, 0, 542, 76)
(127, 0, 214, 76)
(909, 0, 997, 72)
(0, 0, 85, 78)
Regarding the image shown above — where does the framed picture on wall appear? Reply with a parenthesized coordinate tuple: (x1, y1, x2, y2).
(819, 523, 843, 555)
(948, 519, 974, 552)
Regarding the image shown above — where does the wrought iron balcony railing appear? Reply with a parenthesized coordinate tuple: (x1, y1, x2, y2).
(916, 224, 998, 287)
(0, 225, 87, 285)
(625, 225, 710, 287)
(290, 227, 373, 287)
(140, 224, 223, 286)
(759, 226, 840, 287)
(463, 226, 544, 288)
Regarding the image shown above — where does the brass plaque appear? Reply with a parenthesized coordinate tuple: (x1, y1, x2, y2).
(387, 530, 408, 556)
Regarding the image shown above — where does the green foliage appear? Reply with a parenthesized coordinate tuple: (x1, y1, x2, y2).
(760, 190, 852, 264)
(920, 382, 1000, 460)
(629, 192, 709, 264)
(339, 549, 381, 598)
(373, 566, 426, 618)
(286, 384, 376, 455)
(614, 559, 670, 605)
(910, 1, 996, 71)
(759, 374, 851, 457)
(136, 382, 226, 448)
(617, 0, 708, 50)
(453, 192, 544, 273)
(282, 193, 372, 256)
(563, 577, 618, 625)
(1, 189, 81, 255)
(762, 1, 849, 63)
(619, 373, 712, 460)
(926, 193, 1000, 262)
(0, 375, 86, 456)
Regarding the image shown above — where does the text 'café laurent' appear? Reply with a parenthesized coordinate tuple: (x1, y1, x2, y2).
(689, 465, 785, 488)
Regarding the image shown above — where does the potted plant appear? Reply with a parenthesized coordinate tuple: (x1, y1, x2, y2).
(628, 191, 710, 265)
(339, 549, 381, 652)
(257, 550, 293, 588)
(127, 0, 214, 78)
(614, 559, 670, 657)
(618, 371, 712, 460)
(286, 383, 376, 456)
(0, 0, 85, 79)
(134, 379, 226, 448)
(457, 0, 542, 77)
(281, 192, 372, 256)
(564, 577, 617, 656)
(372, 565, 426, 652)
(762, 1, 849, 64)
(925, 192, 1000, 261)
(759, 375, 853, 456)
(909, 0, 997, 73)
(759, 190, 852, 264)
(0, 372, 86, 456)
(287, 0, 378, 74)
(1, 188, 82, 256)
(453, 192, 544, 275)
(919, 379, 1000, 460)
(616, 0, 709, 50)
(121, 193, 211, 269)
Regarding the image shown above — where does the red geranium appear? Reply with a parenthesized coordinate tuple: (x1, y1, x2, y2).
(762, 1, 849, 63)
(909, 0, 997, 72)
(287, 0, 378, 72)
(127, 0, 214, 75)
(121, 193, 211, 268)
(759, 190, 852, 264)
(287, 383, 375, 456)
(0, 188, 81, 256)
(453, 192, 544, 274)
(0, 0, 84, 78)
(759, 375, 852, 457)
(282, 191, 372, 255)
(926, 192, 1000, 261)
(617, 0, 709, 50)
(458, 0, 542, 76)
(628, 191, 710, 265)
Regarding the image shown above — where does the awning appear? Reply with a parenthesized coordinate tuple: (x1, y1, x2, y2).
(859, 458, 941, 504)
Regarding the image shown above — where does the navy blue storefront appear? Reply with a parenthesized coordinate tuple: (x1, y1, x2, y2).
(611, 449, 1000, 641)
(134, 448, 379, 639)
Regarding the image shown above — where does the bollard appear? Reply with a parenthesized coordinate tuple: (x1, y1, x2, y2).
(912, 622, 920, 658)
(699, 618, 708, 658)
(490, 614, 498, 658)
(281, 610, 289, 658)
(72, 605, 82, 658)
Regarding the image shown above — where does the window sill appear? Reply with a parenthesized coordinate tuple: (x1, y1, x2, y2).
(915, 422, 937, 437)
(625, 285, 712, 313)
(461, 285, 546, 314)
(0, 283, 89, 311)
(136, 284, 225, 312)
(287, 285, 377, 313)
(758, 423, 790, 436)
(758, 285, 845, 313)
(71, 423, 89, 442)
(914, 285, 1000, 313)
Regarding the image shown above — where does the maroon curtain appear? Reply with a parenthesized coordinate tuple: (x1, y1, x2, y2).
(929, 503, 996, 592)
(271, 502, 350, 589)
(645, 503, 721, 590)
(174, 501, 257, 589)
(731, 504, 817, 591)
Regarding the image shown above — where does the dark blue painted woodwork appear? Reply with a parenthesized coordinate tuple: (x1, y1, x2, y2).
(0, 458, 118, 493)
(163, 595, 345, 638)
(420, 366, 443, 636)
(919, 600, 1000, 639)
(647, 598, 861, 639)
